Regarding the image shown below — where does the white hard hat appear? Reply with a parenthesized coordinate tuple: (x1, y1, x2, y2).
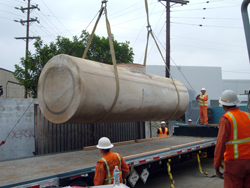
(96, 137, 114, 149)
(201, 88, 206, 91)
(161, 121, 166, 124)
(188, 119, 192, 122)
(219, 90, 240, 106)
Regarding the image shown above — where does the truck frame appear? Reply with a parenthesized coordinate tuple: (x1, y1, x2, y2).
(0, 136, 216, 188)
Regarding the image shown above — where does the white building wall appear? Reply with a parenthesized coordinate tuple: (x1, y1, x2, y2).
(223, 79, 250, 95)
(0, 98, 36, 161)
(146, 65, 223, 103)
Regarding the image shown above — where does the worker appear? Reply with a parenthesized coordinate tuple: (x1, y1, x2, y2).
(0, 140, 5, 146)
(157, 121, 169, 137)
(196, 88, 208, 125)
(93, 137, 129, 186)
(214, 90, 250, 188)
(188, 119, 192, 124)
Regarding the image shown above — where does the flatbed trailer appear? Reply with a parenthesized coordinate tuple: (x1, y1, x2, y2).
(0, 136, 216, 188)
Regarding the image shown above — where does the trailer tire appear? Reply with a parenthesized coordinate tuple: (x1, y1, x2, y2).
(69, 178, 89, 186)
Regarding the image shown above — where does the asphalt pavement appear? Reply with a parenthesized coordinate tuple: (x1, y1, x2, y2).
(134, 157, 224, 188)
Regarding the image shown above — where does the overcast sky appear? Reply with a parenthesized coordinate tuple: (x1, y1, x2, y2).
(1, 0, 250, 80)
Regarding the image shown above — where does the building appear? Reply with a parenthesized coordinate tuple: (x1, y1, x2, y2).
(223, 79, 250, 95)
(0, 68, 25, 98)
(146, 65, 250, 124)
(146, 65, 250, 101)
(146, 65, 225, 102)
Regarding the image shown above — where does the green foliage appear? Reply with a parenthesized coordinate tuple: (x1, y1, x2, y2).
(13, 30, 134, 98)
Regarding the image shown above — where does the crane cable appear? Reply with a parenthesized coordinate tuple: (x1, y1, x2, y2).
(152, 29, 201, 119)
(144, 0, 180, 120)
(67, 10, 100, 55)
(82, 0, 120, 123)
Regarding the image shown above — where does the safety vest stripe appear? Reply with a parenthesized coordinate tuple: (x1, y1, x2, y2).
(199, 94, 208, 106)
(101, 157, 112, 184)
(225, 112, 250, 145)
(245, 112, 250, 121)
(228, 112, 238, 141)
(115, 153, 122, 174)
(226, 112, 239, 159)
(226, 137, 250, 145)
(102, 153, 122, 183)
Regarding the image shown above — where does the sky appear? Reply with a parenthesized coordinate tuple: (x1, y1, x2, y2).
(0, 0, 250, 80)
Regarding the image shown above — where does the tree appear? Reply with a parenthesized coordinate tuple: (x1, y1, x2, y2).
(13, 30, 134, 98)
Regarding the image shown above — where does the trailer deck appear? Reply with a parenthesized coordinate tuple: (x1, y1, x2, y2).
(0, 136, 216, 187)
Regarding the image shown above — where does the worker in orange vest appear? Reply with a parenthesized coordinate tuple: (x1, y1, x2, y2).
(214, 90, 250, 188)
(196, 88, 208, 125)
(157, 121, 169, 137)
(93, 137, 129, 186)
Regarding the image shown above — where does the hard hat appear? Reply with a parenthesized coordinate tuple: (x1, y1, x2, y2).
(201, 88, 206, 91)
(161, 121, 166, 124)
(219, 90, 240, 106)
(96, 137, 114, 149)
(188, 119, 192, 122)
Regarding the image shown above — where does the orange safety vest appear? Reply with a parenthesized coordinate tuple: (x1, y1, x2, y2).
(101, 152, 122, 185)
(199, 94, 208, 106)
(158, 127, 168, 137)
(223, 108, 250, 161)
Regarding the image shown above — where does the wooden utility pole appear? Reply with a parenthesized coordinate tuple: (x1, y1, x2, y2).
(14, 0, 40, 98)
(160, 0, 189, 78)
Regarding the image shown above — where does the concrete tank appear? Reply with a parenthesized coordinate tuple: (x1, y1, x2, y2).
(37, 54, 189, 124)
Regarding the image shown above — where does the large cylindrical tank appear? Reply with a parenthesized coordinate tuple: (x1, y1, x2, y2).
(37, 54, 189, 124)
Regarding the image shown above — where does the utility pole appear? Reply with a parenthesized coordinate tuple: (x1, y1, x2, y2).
(160, 0, 189, 78)
(14, 0, 40, 98)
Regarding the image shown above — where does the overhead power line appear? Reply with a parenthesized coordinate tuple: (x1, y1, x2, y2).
(0, 9, 26, 18)
(108, 1, 143, 17)
(171, 16, 241, 20)
(171, 43, 246, 54)
(33, 12, 59, 39)
(0, 2, 14, 8)
(41, 0, 73, 36)
(171, 22, 243, 28)
(171, 5, 238, 12)
(0, 16, 13, 21)
(37, 9, 65, 37)
(171, 35, 246, 48)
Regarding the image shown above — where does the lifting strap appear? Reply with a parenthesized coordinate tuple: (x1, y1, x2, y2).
(143, 0, 180, 120)
(167, 159, 175, 188)
(196, 151, 218, 178)
(82, 1, 120, 123)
